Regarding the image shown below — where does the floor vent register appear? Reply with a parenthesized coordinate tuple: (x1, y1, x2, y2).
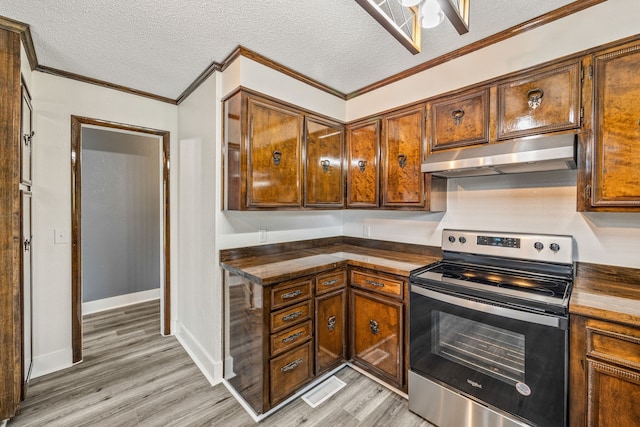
(302, 376, 347, 408)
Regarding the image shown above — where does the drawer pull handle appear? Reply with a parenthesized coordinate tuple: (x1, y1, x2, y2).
(281, 289, 302, 299)
(452, 109, 465, 125)
(282, 331, 303, 343)
(358, 160, 367, 173)
(273, 150, 282, 166)
(327, 315, 336, 331)
(526, 88, 544, 109)
(370, 320, 379, 335)
(281, 358, 303, 372)
(398, 154, 407, 169)
(322, 279, 339, 287)
(282, 310, 303, 322)
(321, 159, 331, 173)
(365, 279, 385, 288)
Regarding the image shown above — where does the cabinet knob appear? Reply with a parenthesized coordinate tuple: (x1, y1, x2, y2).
(357, 160, 367, 173)
(272, 150, 282, 166)
(320, 159, 331, 173)
(398, 154, 407, 169)
(452, 109, 465, 125)
(327, 315, 336, 331)
(369, 319, 379, 335)
(526, 88, 544, 109)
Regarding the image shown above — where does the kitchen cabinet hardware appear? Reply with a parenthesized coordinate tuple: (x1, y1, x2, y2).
(451, 109, 465, 125)
(23, 238, 31, 252)
(23, 131, 34, 146)
(282, 331, 303, 344)
(369, 319, 379, 335)
(366, 279, 385, 288)
(526, 88, 544, 109)
(327, 315, 336, 331)
(398, 154, 407, 168)
(272, 150, 282, 166)
(320, 159, 330, 172)
(322, 279, 338, 286)
(281, 289, 302, 299)
(358, 160, 367, 173)
(282, 310, 303, 322)
(281, 358, 303, 372)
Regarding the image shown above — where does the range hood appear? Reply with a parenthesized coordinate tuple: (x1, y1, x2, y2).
(422, 133, 577, 178)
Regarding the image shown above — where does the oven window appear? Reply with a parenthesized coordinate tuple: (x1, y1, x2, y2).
(433, 311, 525, 385)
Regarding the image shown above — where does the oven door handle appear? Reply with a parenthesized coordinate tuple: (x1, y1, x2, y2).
(411, 284, 567, 329)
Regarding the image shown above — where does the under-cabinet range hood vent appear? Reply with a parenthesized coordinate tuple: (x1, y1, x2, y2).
(422, 133, 577, 178)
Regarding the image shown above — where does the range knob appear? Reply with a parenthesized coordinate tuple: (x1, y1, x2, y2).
(534, 242, 544, 251)
(459, 236, 467, 244)
(550, 243, 560, 252)
(448, 235, 456, 243)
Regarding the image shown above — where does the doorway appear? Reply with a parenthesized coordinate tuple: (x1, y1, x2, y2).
(70, 116, 171, 363)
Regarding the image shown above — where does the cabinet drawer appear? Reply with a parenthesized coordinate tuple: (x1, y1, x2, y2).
(271, 278, 312, 310)
(315, 269, 347, 295)
(497, 60, 580, 139)
(271, 320, 312, 357)
(351, 270, 403, 298)
(270, 341, 314, 406)
(270, 300, 312, 333)
(586, 321, 640, 370)
(430, 88, 489, 151)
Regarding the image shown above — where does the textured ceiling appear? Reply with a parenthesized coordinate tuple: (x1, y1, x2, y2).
(0, 0, 577, 100)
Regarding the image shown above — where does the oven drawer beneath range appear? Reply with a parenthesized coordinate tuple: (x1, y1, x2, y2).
(409, 371, 531, 427)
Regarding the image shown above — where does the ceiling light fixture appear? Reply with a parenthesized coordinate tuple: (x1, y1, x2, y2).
(355, 0, 470, 54)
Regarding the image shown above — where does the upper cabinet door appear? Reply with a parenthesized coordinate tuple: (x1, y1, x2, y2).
(21, 85, 33, 186)
(382, 105, 425, 208)
(304, 117, 344, 208)
(346, 118, 380, 208)
(247, 98, 303, 208)
(429, 89, 490, 152)
(497, 60, 581, 140)
(589, 41, 640, 209)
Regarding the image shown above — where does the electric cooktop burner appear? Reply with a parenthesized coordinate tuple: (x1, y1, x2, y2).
(410, 229, 575, 314)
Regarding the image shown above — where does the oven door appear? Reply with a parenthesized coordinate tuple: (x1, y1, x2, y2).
(410, 283, 568, 427)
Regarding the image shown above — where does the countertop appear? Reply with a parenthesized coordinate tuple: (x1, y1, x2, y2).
(570, 262, 640, 328)
(220, 243, 441, 285)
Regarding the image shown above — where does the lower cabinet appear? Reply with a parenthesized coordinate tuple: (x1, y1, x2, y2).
(315, 283, 347, 374)
(570, 315, 640, 427)
(349, 268, 406, 390)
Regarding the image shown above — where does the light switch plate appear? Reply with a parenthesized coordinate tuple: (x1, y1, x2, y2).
(54, 228, 70, 244)
(258, 229, 267, 243)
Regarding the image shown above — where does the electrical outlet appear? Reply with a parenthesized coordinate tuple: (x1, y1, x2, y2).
(259, 229, 267, 243)
(363, 225, 371, 238)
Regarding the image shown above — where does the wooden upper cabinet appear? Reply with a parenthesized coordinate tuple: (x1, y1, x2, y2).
(429, 88, 490, 151)
(587, 41, 640, 210)
(304, 116, 344, 208)
(248, 97, 303, 208)
(382, 105, 426, 208)
(497, 59, 581, 140)
(346, 118, 380, 208)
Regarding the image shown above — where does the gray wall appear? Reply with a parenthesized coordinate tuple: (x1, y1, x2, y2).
(81, 127, 161, 302)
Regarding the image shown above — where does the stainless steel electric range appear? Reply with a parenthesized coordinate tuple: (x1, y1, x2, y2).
(408, 229, 574, 427)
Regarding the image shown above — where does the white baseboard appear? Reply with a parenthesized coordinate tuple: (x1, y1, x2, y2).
(31, 347, 74, 379)
(175, 321, 223, 387)
(82, 289, 160, 315)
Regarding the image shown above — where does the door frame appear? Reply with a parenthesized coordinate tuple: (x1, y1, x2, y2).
(70, 115, 171, 363)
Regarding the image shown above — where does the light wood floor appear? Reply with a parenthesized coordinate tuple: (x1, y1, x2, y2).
(9, 300, 433, 427)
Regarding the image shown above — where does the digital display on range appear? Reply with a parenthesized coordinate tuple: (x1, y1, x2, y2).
(477, 235, 521, 248)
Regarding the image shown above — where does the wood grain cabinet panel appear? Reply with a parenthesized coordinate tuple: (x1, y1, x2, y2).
(351, 269, 403, 298)
(304, 116, 344, 208)
(382, 105, 426, 208)
(587, 41, 640, 209)
(271, 320, 312, 357)
(346, 118, 380, 208)
(429, 89, 490, 151)
(270, 277, 312, 310)
(497, 60, 581, 140)
(269, 341, 314, 406)
(315, 269, 347, 295)
(570, 316, 640, 427)
(350, 288, 403, 387)
(315, 289, 346, 374)
(247, 97, 303, 208)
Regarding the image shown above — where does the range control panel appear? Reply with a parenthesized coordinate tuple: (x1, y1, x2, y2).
(442, 229, 574, 264)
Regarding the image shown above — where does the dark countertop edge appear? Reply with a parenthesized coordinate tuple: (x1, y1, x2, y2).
(220, 259, 349, 286)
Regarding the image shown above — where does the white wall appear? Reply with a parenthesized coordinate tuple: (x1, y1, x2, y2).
(81, 128, 161, 302)
(30, 72, 178, 377)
